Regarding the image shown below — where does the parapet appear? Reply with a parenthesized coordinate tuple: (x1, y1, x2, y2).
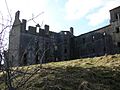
(28, 26, 36, 34)
(59, 27, 74, 37)
(21, 24, 50, 36)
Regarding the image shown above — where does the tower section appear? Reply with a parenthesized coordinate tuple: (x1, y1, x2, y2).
(9, 11, 22, 66)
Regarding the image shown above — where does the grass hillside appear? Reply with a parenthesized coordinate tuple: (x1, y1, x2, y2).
(1, 54, 120, 90)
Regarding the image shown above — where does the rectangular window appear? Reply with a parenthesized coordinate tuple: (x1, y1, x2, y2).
(117, 42, 120, 47)
(103, 47, 106, 52)
(116, 27, 119, 33)
(82, 38, 85, 44)
(64, 48, 67, 53)
(115, 14, 120, 20)
(92, 36, 95, 42)
(115, 14, 118, 19)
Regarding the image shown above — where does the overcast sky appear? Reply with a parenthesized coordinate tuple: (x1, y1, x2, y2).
(0, 0, 120, 36)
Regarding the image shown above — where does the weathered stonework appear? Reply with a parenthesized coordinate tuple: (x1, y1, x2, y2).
(71, 6, 120, 59)
(9, 6, 120, 66)
(8, 11, 73, 66)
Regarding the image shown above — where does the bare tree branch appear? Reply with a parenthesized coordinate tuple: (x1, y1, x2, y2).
(27, 12, 44, 22)
(0, 6, 45, 89)
(4, 0, 12, 22)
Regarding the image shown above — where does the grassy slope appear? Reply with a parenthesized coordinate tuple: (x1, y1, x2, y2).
(1, 54, 120, 90)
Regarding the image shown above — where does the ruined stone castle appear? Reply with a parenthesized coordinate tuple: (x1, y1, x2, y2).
(9, 6, 120, 66)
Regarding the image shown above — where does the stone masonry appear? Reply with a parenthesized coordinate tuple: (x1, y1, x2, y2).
(9, 6, 120, 66)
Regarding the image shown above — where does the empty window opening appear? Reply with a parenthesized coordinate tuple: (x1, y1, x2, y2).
(35, 54, 39, 64)
(36, 27, 39, 33)
(92, 36, 95, 42)
(116, 27, 119, 33)
(45, 42, 49, 48)
(23, 53, 27, 65)
(82, 38, 85, 44)
(115, 14, 118, 19)
(103, 47, 106, 52)
(12, 55, 14, 60)
(64, 32, 67, 35)
(115, 14, 120, 20)
(64, 48, 67, 53)
(117, 42, 120, 47)
(103, 32, 106, 36)
(0, 54, 2, 64)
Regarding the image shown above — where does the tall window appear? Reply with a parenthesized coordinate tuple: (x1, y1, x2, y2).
(23, 53, 27, 65)
(82, 38, 85, 44)
(92, 36, 95, 42)
(35, 54, 39, 64)
(115, 13, 120, 20)
(64, 48, 67, 53)
(117, 42, 120, 47)
(36, 27, 39, 33)
(116, 27, 119, 33)
(103, 47, 106, 52)
(115, 14, 118, 19)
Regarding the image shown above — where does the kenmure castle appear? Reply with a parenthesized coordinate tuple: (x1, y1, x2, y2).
(9, 6, 120, 66)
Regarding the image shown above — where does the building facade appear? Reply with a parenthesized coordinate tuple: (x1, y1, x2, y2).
(71, 6, 120, 59)
(9, 6, 120, 66)
(8, 11, 74, 66)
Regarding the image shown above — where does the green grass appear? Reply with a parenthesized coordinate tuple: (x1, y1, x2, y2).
(1, 54, 120, 90)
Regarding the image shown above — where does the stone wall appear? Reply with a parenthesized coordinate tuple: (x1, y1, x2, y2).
(9, 6, 120, 66)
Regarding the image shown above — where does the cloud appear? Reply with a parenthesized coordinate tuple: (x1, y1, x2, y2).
(0, 0, 48, 24)
(86, 0, 120, 26)
(65, 0, 103, 20)
(65, 0, 120, 26)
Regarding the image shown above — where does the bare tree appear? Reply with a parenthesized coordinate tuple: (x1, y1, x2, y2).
(0, 1, 48, 89)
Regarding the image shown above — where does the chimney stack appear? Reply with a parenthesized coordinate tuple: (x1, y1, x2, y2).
(15, 11, 20, 20)
(70, 27, 74, 34)
(21, 19, 27, 31)
(44, 25, 49, 35)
